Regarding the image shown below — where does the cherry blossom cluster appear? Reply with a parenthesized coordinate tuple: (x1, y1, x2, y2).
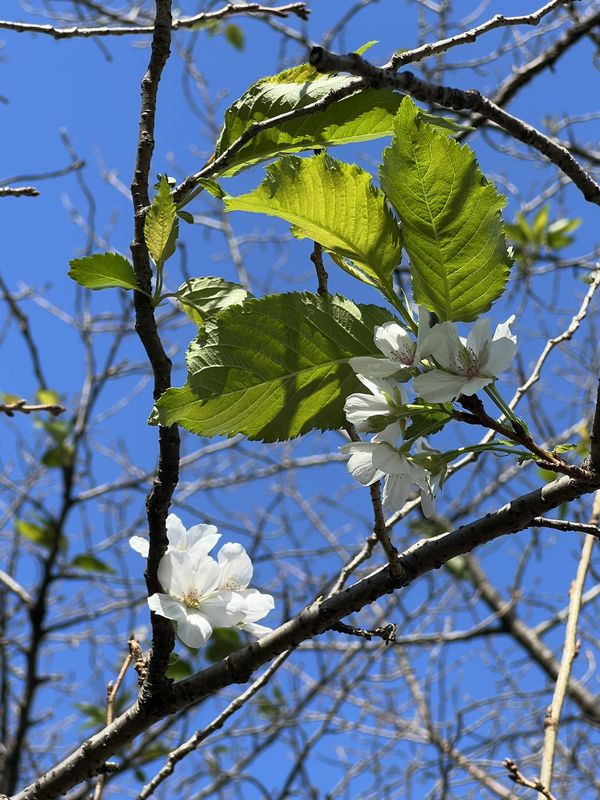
(342, 310, 517, 516)
(130, 514, 274, 649)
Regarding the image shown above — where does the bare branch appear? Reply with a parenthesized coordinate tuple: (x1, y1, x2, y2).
(0, 3, 310, 39)
(387, 0, 573, 69)
(12, 472, 600, 799)
(503, 758, 558, 800)
(539, 493, 598, 794)
(0, 186, 39, 197)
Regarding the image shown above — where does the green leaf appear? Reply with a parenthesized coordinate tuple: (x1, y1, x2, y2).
(225, 154, 401, 288)
(37, 418, 70, 445)
(68, 253, 139, 292)
(418, 110, 474, 133)
(71, 554, 116, 574)
(155, 293, 396, 441)
(15, 519, 55, 549)
(404, 404, 452, 441)
(177, 210, 194, 225)
(36, 389, 61, 405)
(213, 60, 403, 177)
(224, 23, 244, 50)
(166, 657, 193, 681)
(205, 627, 242, 662)
(380, 98, 511, 322)
(41, 443, 73, 468)
(197, 178, 225, 199)
(177, 277, 251, 326)
(145, 176, 178, 265)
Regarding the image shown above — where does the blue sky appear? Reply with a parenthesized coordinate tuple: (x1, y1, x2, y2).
(2, 2, 600, 797)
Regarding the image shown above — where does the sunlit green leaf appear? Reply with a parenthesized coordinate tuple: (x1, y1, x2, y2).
(225, 23, 244, 50)
(225, 153, 401, 289)
(36, 389, 61, 406)
(213, 59, 403, 177)
(176, 277, 251, 327)
(145, 175, 178, 265)
(155, 293, 396, 442)
(71, 554, 116, 574)
(380, 97, 511, 321)
(68, 253, 139, 292)
(41, 443, 73, 468)
(15, 519, 56, 549)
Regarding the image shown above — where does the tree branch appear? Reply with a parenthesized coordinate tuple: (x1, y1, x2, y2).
(129, 0, 179, 696)
(12, 472, 600, 800)
(386, 0, 574, 69)
(0, 3, 309, 39)
(309, 47, 600, 205)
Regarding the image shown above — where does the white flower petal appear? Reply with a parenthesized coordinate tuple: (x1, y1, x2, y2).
(415, 308, 434, 358)
(200, 591, 246, 627)
(340, 442, 382, 485)
(344, 391, 391, 430)
(420, 488, 435, 518)
(157, 551, 188, 599)
(465, 317, 491, 355)
(175, 609, 214, 648)
(184, 524, 221, 558)
(239, 588, 275, 622)
(166, 514, 188, 548)
(349, 356, 404, 378)
(420, 322, 464, 368)
(492, 315, 516, 343)
(371, 445, 409, 475)
(218, 543, 253, 590)
(129, 536, 149, 558)
(382, 474, 411, 511)
(373, 422, 402, 444)
(241, 621, 272, 638)
(190, 554, 221, 596)
(374, 322, 416, 364)
(413, 370, 470, 402)
(148, 592, 187, 625)
(458, 376, 494, 396)
(481, 335, 516, 377)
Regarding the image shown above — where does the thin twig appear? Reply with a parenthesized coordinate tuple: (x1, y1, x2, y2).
(93, 652, 132, 800)
(531, 516, 600, 537)
(539, 493, 598, 795)
(330, 621, 397, 643)
(0, 186, 39, 197)
(0, 570, 33, 607)
(137, 649, 294, 799)
(503, 758, 558, 800)
(0, 3, 309, 39)
(0, 400, 65, 417)
(513, 269, 600, 406)
(310, 241, 328, 295)
(345, 424, 406, 581)
(386, 0, 572, 69)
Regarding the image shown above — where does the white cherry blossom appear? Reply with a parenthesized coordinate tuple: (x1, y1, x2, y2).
(217, 543, 275, 636)
(350, 321, 417, 379)
(148, 550, 246, 648)
(413, 316, 516, 403)
(146, 538, 274, 648)
(344, 375, 406, 432)
(129, 513, 220, 560)
(340, 425, 437, 516)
